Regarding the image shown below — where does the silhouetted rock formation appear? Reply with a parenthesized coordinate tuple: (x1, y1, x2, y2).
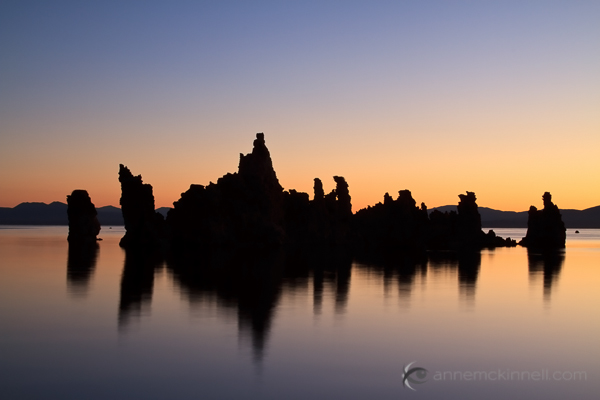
(165, 134, 353, 250)
(427, 208, 456, 249)
(429, 192, 517, 249)
(519, 192, 566, 249)
(456, 191, 482, 245)
(117, 133, 521, 253)
(283, 175, 354, 247)
(67, 190, 100, 244)
(118, 164, 165, 249)
(355, 190, 515, 252)
(166, 133, 285, 249)
(354, 189, 428, 253)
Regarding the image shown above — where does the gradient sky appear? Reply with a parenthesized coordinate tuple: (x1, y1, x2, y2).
(1, 1, 599, 211)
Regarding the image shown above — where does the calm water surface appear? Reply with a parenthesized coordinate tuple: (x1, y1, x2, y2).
(0, 226, 598, 399)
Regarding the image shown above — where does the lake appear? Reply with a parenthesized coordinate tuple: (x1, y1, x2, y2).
(0, 226, 598, 399)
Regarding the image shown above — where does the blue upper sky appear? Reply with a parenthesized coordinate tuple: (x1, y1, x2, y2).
(1, 1, 599, 210)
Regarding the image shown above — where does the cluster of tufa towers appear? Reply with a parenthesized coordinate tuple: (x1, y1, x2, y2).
(67, 133, 566, 254)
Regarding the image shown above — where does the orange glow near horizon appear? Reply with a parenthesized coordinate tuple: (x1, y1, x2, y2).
(1, 3, 598, 213)
(1, 130, 598, 213)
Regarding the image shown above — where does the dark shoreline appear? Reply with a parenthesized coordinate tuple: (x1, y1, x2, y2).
(2, 204, 599, 229)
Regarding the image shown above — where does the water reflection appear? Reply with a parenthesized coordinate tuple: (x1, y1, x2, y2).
(527, 249, 565, 303)
(66, 242, 99, 297)
(457, 251, 482, 304)
(166, 249, 284, 363)
(119, 249, 163, 329)
(355, 253, 427, 303)
(428, 251, 481, 304)
(166, 248, 353, 362)
(112, 247, 487, 360)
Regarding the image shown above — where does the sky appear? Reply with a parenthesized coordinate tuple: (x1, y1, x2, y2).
(1, 0, 599, 212)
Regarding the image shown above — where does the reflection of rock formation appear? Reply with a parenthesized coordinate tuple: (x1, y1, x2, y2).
(118, 165, 165, 249)
(355, 253, 427, 303)
(313, 251, 353, 315)
(167, 249, 284, 363)
(289, 250, 353, 316)
(520, 192, 566, 249)
(165, 248, 352, 362)
(457, 251, 481, 303)
(118, 250, 163, 329)
(312, 266, 324, 315)
(429, 251, 481, 304)
(527, 249, 565, 302)
(66, 242, 99, 297)
(334, 263, 351, 314)
(67, 190, 100, 244)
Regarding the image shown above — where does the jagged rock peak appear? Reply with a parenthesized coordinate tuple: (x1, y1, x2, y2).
(397, 189, 417, 208)
(238, 133, 282, 191)
(313, 178, 324, 201)
(118, 164, 164, 248)
(119, 164, 156, 211)
(458, 191, 478, 209)
(119, 164, 141, 185)
(542, 192, 556, 210)
(383, 192, 393, 205)
(333, 176, 352, 215)
(252, 132, 268, 156)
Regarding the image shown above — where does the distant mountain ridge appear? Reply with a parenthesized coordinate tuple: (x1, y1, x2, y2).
(429, 205, 600, 229)
(0, 202, 170, 226)
(0, 201, 599, 228)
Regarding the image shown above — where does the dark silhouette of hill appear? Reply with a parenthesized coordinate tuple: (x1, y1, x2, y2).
(0, 201, 597, 229)
(430, 206, 527, 228)
(0, 202, 126, 225)
(0, 202, 68, 225)
(560, 206, 600, 229)
(429, 205, 600, 229)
